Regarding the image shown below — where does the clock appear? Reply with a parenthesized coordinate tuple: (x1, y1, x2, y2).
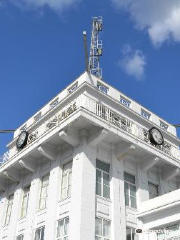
(16, 131, 29, 149)
(149, 127, 164, 145)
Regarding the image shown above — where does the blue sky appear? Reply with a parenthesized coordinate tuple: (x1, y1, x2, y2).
(0, 0, 180, 156)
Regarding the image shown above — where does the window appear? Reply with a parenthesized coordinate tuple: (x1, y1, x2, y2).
(95, 217, 110, 240)
(166, 224, 179, 238)
(126, 227, 139, 240)
(157, 229, 165, 240)
(20, 186, 30, 218)
(97, 82, 108, 94)
(56, 217, 69, 240)
(34, 112, 42, 122)
(16, 235, 24, 240)
(68, 83, 78, 93)
(50, 98, 59, 109)
(120, 96, 131, 108)
(148, 182, 159, 199)
(39, 175, 49, 210)
(61, 161, 72, 199)
(96, 159, 110, 199)
(34, 227, 44, 240)
(141, 109, 151, 120)
(160, 121, 168, 131)
(157, 224, 180, 239)
(4, 195, 14, 225)
(124, 172, 137, 208)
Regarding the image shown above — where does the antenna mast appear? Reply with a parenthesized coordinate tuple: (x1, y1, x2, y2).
(89, 16, 103, 79)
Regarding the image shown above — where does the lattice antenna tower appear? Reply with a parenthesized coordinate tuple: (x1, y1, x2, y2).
(89, 17, 103, 79)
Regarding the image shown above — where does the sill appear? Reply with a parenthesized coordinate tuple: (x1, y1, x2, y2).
(18, 216, 27, 222)
(36, 207, 47, 214)
(58, 197, 71, 204)
(2, 224, 9, 229)
(96, 195, 112, 203)
(126, 206, 138, 212)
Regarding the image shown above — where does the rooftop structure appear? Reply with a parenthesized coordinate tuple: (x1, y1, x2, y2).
(0, 72, 180, 240)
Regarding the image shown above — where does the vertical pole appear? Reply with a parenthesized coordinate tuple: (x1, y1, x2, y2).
(83, 31, 89, 72)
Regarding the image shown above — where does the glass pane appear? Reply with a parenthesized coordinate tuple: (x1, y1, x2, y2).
(35, 229, 40, 240)
(68, 172, 72, 186)
(40, 227, 44, 240)
(65, 218, 69, 235)
(103, 172, 110, 186)
(42, 175, 49, 185)
(103, 185, 110, 199)
(39, 198, 46, 209)
(96, 160, 110, 173)
(125, 194, 129, 206)
(67, 186, 71, 197)
(95, 237, 101, 240)
(124, 182, 129, 195)
(167, 225, 179, 237)
(63, 161, 73, 172)
(157, 230, 165, 240)
(95, 218, 102, 236)
(58, 220, 64, 237)
(124, 172, 135, 184)
(96, 182, 101, 196)
(130, 185, 136, 197)
(96, 169, 101, 184)
(61, 188, 67, 199)
(130, 196, 137, 208)
(62, 174, 67, 188)
(126, 227, 131, 240)
(103, 220, 110, 238)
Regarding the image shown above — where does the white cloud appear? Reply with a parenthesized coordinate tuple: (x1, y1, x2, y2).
(111, 0, 180, 46)
(119, 45, 146, 80)
(2, 0, 81, 13)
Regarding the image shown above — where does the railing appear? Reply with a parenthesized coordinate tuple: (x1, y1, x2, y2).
(81, 94, 180, 161)
(0, 94, 180, 167)
(0, 151, 10, 165)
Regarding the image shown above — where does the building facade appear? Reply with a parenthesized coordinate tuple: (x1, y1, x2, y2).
(0, 72, 180, 240)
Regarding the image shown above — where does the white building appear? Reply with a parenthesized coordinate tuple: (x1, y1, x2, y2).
(0, 72, 180, 240)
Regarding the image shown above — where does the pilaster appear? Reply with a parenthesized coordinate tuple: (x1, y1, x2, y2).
(44, 152, 61, 240)
(69, 129, 97, 240)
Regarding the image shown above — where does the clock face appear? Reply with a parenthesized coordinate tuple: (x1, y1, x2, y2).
(16, 131, 29, 149)
(149, 127, 164, 145)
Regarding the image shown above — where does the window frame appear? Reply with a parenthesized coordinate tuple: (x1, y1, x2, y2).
(120, 96, 131, 108)
(34, 226, 45, 240)
(4, 194, 14, 226)
(20, 186, 30, 219)
(148, 182, 159, 199)
(124, 172, 137, 209)
(50, 98, 59, 109)
(141, 109, 151, 120)
(126, 226, 139, 240)
(160, 121, 168, 131)
(16, 234, 24, 240)
(61, 161, 73, 200)
(97, 82, 109, 94)
(96, 159, 110, 199)
(38, 175, 49, 210)
(56, 217, 69, 240)
(68, 82, 78, 94)
(95, 217, 111, 240)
